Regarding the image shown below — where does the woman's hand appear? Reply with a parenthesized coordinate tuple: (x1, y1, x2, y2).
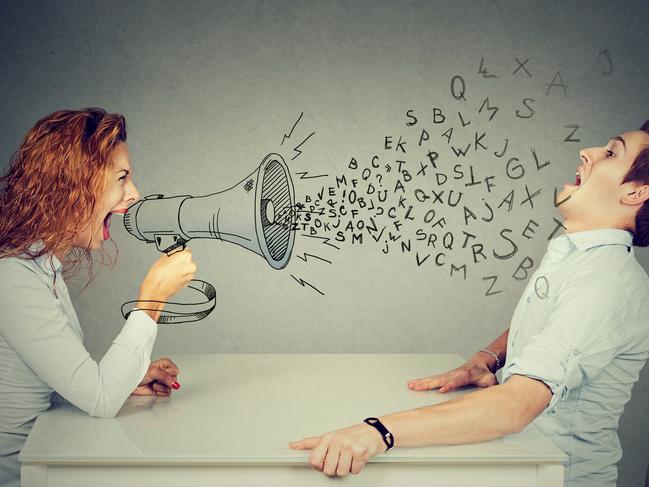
(132, 357, 181, 397)
(289, 423, 385, 477)
(407, 356, 498, 393)
(137, 248, 197, 321)
(141, 248, 197, 301)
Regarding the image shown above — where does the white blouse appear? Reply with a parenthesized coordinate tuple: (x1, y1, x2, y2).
(0, 248, 157, 486)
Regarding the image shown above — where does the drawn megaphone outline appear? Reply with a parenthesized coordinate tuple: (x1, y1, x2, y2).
(121, 153, 296, 324)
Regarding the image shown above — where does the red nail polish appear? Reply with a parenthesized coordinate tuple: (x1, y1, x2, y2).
(171, 382, 180, 390)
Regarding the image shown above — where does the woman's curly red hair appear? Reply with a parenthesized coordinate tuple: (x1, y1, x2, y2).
(0, 107, 127, 275)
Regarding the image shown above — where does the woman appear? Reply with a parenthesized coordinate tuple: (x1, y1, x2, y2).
(0, 108, 196, 486)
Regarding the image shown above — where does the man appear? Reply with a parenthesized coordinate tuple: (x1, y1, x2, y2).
(289, 120, 649, 487)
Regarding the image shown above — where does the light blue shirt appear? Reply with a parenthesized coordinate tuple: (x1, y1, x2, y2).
(0, 248, 157, 487)
(501, 229, 649, 487)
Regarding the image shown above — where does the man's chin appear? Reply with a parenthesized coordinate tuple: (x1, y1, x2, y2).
(557, 184, 579, 205)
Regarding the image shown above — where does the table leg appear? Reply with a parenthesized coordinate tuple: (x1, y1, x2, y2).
(21, 464, 47, 487)
(537, 464, 564, 486)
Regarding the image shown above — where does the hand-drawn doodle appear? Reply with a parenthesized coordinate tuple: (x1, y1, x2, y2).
(123, 51, 609, 305)
(290, 274, 325, 296)
(534, 275, 550, 299)
(563, 124, 580, 143)
(545, 70, 568, 96)
(512, 57, 532, 78)
(293, 53, 610, 298)
(597, 49, 613, 77)
(122, 153, 296, 323)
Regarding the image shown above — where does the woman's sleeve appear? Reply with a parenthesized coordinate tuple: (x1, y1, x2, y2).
(0, 261, 157, 418)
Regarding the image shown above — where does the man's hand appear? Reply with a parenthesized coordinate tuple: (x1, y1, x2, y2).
(289, 423, 386, 477)
(132, 357, 180, 397)
(407, 360, 497, 393)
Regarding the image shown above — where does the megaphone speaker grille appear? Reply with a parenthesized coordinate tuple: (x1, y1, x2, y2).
(260, 159, 293, 263)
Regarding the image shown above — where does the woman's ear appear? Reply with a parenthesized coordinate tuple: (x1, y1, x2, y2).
(621, 184, 649, 207)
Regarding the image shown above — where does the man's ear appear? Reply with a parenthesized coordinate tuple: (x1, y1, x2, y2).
(621, 183, 649, 207)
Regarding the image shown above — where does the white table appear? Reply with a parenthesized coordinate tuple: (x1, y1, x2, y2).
(20, 354, 567, 486)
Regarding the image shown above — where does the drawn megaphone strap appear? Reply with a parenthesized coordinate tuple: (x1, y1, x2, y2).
(121, 153, 296, 324)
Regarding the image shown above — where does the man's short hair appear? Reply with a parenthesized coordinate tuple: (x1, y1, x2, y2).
(624, 120, 649, 246)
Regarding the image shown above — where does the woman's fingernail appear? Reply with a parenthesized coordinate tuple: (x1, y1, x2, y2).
(171, 382, 181, 390)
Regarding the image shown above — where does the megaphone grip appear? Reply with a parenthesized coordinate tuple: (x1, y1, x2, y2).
(165, 243, 186, 256)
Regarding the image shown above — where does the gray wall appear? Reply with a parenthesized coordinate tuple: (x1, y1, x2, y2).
(1, 1, 648, 485)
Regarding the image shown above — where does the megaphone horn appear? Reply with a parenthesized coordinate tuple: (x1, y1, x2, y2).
(124, 153, 296, 269)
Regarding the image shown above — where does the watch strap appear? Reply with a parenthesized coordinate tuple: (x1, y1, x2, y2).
(363, 417, 394, 451)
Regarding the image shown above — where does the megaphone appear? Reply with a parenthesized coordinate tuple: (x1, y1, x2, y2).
(121, 153, 295, 324)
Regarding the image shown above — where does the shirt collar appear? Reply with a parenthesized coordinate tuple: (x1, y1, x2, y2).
(27, 241, 62, 275)
(564, 228, 633, 252)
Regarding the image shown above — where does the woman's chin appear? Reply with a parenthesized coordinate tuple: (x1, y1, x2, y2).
(87, 235, 106, 251)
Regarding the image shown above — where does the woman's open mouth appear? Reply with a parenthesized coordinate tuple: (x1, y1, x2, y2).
(102, 209, 127, 240)
(103, 213, 112, 240)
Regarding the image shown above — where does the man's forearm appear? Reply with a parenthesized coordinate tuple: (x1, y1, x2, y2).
(470, 328, 509, 371)
(379, 375, 547, 448)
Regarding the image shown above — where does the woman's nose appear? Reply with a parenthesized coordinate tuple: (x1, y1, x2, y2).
(127, 181, 140, 203)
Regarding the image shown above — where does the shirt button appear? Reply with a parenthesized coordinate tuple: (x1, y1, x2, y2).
(526, 296, 531, 303)
(573, 349, 580, 356)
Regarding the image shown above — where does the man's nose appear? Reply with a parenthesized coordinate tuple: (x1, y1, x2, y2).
(579, 149, 591, 165)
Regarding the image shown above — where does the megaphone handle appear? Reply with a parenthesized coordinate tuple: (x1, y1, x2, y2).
(164, 242, 186, 256)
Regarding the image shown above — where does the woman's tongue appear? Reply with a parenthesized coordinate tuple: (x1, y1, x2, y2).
(103, 213, 112, 240)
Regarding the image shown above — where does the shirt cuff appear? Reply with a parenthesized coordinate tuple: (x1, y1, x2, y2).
(113, 309, 157, 355)
(502, 355, 579, 412)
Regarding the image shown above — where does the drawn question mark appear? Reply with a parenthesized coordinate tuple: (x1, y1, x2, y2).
(376, 173, 383, 185)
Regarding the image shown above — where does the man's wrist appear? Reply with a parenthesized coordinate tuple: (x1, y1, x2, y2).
(468, 351, 495, 372)
(363, 417, 394, 451)
(476, 349, 501, 372)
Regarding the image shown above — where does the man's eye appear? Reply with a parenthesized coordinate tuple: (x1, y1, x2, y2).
(606, 150, 615, 157)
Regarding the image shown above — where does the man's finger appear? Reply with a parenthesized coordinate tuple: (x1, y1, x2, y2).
(350, 457, 366, 475)
(309, 435, 331, 471)
(409, 376, 444, 390)
(322, 441, 341, 476)
(439, 378, 461, 393)
(408, 375, 439, 385)
(336, 447, 353, 477)
(288, 436, 320, 450)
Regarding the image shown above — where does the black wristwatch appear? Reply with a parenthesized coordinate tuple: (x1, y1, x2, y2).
(363, 417, 395, 451)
